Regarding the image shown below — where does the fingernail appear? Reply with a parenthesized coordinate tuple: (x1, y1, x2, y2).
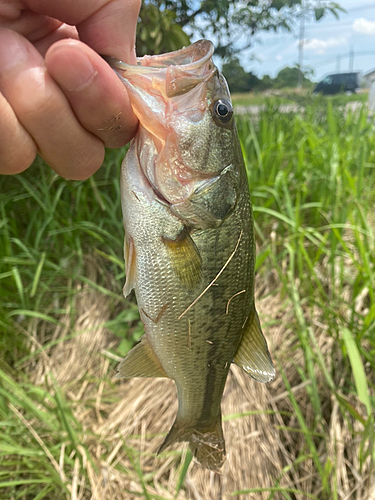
(48, 45, 98, 92)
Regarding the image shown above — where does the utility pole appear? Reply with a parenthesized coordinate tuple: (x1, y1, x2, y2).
(298, 2, 305, 89)
(336, 54, 341, 72)
(349, 46, 354, 72)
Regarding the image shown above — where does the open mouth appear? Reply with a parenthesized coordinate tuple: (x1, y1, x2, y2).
(104, 40, 216, 99)
(105, 40, 214, 72)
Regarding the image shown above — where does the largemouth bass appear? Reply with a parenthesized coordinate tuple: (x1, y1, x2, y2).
(107, 40, 275, 471)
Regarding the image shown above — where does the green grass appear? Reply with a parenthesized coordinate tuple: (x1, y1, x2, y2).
(231, 89, 369, 108)
(1, 99, 374, 499)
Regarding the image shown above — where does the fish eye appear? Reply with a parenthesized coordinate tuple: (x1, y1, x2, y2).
(213, 99, 233, 124)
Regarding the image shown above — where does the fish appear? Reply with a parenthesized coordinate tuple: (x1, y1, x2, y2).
(106, 39, 275, 471)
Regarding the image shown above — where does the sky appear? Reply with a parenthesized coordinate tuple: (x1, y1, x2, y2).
(238, 0, 375, 82)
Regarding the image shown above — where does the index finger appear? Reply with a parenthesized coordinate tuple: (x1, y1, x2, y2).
(23, 0, 141, 61)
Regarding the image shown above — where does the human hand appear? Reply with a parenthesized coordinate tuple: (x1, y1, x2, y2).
(0, 0, 140, 179)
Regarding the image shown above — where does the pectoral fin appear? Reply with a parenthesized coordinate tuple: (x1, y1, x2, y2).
(123, 236, 136, 297)
(116, 335, 168, 378)
(234, 305, 275, 383)
(162, 229, 202, 288)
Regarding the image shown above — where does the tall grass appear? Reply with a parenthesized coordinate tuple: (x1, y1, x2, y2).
(238, 99, 375, 495)
(231, 90, 368, 108)
(0, 96, 374, 499)
(239, 100, 375, 380)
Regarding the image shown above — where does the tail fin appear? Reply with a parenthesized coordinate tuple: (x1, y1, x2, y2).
(158, 417, 226, 471)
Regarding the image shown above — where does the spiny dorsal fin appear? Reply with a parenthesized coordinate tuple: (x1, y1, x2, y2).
(162, 229, 202, 288)
(234, 305, 275, 383)
(123, 236, 137, 298)
(116, 335, 168, 379)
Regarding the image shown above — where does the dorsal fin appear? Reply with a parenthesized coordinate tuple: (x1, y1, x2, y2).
(234, 305, 275, 383)
(116, 335, 168, 379)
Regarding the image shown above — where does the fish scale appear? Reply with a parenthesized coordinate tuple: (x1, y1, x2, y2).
(106, 39, 275, 471)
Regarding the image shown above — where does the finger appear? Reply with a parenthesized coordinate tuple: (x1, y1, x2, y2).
(34, 24, 79, 56)
(24, 0, 141, 60)
(0, 9, 61, 42)
(0, 91, 37, 174)
(45, 39, 138, 149)
(0, 29, 104, 180)
(0, 7, 79, 55)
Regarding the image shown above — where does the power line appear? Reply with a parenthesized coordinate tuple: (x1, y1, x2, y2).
(304, 17, 375, 32)
(241, 4, 375, 76)
(298, 0, 305, 88)
(302, 4, 375, 32)
(305, 18, 374, 31)
(242, 9, 375, 48)
(344, 3, 375, 13)
(306, 50, 375, 67)
(253, 15, 375, 53)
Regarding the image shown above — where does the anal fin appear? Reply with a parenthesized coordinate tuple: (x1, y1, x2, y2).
(234, 305, 275, 383)
(116, 335, 168, 378)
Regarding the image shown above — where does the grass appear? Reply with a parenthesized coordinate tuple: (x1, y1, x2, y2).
(231, 89, 369, 108)
(0, 96, 374, 499)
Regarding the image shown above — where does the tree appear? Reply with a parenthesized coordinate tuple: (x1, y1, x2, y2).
(222, 58, 260, 93)
(273, 66, 313, 88)
(136, 5, 190, 57)
(259, 75, 274, 91)
(137, 1, 344, 57)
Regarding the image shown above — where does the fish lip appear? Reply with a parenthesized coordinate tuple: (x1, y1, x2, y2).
(104, 39, 214, 74)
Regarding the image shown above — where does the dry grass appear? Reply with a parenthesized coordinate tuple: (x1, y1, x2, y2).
(19, 256, 374, 500)
(2, 102, 374, 499)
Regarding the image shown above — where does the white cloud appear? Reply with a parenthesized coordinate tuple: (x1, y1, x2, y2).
(304, 37, 348, 55)
(275, 55, 283, 61)
(353, 18, 375, 36)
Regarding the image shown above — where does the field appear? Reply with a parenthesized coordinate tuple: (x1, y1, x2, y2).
(230, 89, 368, 108)
(0, 96, 374, 499)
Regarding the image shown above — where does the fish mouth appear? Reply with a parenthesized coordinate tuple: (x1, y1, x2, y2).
(105, 39, 214, 73)
(105, 40, 216, 99)
(106, 40, 223, 207)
